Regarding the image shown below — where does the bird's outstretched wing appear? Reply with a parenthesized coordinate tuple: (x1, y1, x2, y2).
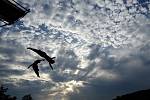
(28, 64, 32, 69)
(27, 47, 48, 58)
(32, 65, 40, 77)
(49, 63, 53, 70)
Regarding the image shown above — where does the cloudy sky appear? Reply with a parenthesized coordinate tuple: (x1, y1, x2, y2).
(0, 0, 150, 100)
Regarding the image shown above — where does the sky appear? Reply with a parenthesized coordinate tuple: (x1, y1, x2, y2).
(0, 0, 150, 100)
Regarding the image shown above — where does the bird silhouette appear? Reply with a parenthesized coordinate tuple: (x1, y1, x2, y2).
(27, 47, 56, 70)
(28, 59, 45, 77)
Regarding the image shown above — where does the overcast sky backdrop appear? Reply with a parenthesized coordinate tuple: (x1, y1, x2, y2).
(0, 0, 150, 100)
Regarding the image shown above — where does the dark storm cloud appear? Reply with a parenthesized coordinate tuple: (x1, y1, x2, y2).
(0, 39, 37, 98)
(69, 42, 150, 100)
(3, 79, 54, 100)
(87, 44, 111, 60)
(0, 69, 25, 77)
(101, 43, 150, 80)
(0, 39, 24, 63)
(0, 39, 29, 78)
(49, 48, 80, 82)
(56, 49, 80, 69)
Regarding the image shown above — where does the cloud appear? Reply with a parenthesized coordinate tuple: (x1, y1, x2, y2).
(0, 0, 150, 100)
(17, 0, 150, 48)
(68, 40, 150, 100)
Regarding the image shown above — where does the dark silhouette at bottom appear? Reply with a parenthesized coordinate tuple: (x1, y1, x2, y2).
(0, 85, 33, 100)
(113, 89, 150, 100)
(22, 95, 32, 100)
(0, 85, 16, 100)
(28, 59, 45, 77)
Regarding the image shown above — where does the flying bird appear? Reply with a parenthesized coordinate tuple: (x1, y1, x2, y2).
(27, 47, 56, 70)
(28, 59, 45, 77)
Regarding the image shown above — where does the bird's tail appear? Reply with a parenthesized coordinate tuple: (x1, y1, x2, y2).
(49, 63, 53, 70)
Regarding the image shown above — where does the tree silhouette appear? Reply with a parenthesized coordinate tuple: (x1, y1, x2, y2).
(0, 85, 33, 100)
(22, 94, 32, 100)
(0, 85, 17, 100)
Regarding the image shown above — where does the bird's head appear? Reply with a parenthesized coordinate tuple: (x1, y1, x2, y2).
(48, 57, 55, 64)
(51, 59, 55, 64)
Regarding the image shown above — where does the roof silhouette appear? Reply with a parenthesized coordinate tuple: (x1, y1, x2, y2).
(0, 0, 30, 27)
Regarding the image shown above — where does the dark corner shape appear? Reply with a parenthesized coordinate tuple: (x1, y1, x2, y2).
(0, 0, 30, 27)
(113, 89, 150, 100)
